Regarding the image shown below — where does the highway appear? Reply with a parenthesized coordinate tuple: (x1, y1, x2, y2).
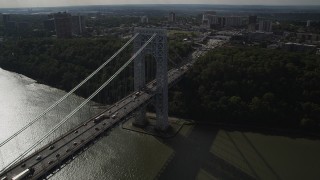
(0, 57, 197, 180)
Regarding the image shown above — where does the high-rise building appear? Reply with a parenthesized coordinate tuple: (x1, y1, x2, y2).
(248, 15, 257, 32)
(169, 12, 176, 22)
(53, 12, 72, 38)
(204, 15, 244, 28)
(307, 20, 311, 27)
(202, 11, 216, 24)
(259, 20, 272, 32)
(17, 22, 30, 30)
(5, 21, 16, 29)
(72, 15, 86, 35)
(140, 16, 148, 23)
(2, 14, 10, 26)
(43, 19, 55, 31)
(225, 16, 243, 27)
(249, 15, 257, 24)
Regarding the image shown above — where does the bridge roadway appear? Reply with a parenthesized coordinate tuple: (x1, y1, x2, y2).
(0, 58, 197, 180)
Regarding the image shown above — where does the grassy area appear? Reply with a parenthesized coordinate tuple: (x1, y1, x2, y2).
(209, 130, 320, 180)
(168, 30, 199, 37)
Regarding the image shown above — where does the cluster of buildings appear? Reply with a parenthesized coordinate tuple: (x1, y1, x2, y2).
(296, 33, 320, 44)
(247, 15, 272, 32)
(139, 12, 176, 25)
(1, 14, 31, 33)
(1, 12, 86, 38)
(201, 11, 273, 33)
(43, 12, 86, 38)
(202, 11, 244, 28)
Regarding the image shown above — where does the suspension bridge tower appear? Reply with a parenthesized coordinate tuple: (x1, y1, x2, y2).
(133, 28, 169, 131)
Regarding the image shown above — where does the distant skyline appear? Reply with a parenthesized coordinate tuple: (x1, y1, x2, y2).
(1, 0, 320, 8)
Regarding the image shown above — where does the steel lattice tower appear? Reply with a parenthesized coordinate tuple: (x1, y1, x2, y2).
(133, 28, 169, 131)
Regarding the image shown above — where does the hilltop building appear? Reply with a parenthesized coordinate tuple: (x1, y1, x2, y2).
(140, 16, 149, 24)
(283, 42, 317, 52)
(2, 14, 10, 25)
(169, 12, 176, 22)
(307, 20, 311, 27)
(53, 12, 72, 38)
(43, 19, 55, 31)
(258, 20, 272, 32)
(17, 22, 30, 30)
(225, 16, 243, 27)
(72, 15, 86, 35)
(202, 11, 216, 25)
(248, 15, 257, 32)
(297, 33, 320, 45)
(203, 14, 244, 28)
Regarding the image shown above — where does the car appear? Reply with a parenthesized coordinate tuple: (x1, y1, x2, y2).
(48, 160, 54, 165)
(74, 130, 78, 134)
(11, 168, 34, 180)
(73, 142, 78, 146)
(36, 155, 42, 161)
(66, 148, 70, 152)
(93, 114, 108, 123)
(49, 145, 54, 150)
(95, 127, 100, 131)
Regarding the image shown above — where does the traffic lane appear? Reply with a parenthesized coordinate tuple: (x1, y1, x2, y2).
(30, 92, 152, 178)
(3, 93, 137, 178)
(32, 120, 116, 179)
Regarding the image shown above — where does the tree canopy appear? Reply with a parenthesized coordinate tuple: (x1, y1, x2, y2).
(169, 46, 320, 130)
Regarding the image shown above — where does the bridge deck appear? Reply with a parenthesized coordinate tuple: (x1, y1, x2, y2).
(0, 59, 196, 180)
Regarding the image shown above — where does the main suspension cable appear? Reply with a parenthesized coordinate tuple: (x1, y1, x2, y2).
(0, 34, 139, 148)
(1, 33, 156, 173)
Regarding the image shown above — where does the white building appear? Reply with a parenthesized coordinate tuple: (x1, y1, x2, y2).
(169, 12, 176, 22)
(140, 16, 148, 23)
(307, 20, 311, 27)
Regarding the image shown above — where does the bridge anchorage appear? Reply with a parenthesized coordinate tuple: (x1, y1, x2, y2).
(132, 28, 169, 131)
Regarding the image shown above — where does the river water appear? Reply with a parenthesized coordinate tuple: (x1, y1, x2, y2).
(0, 68, 173, 179)
(1, 67, 320, 180)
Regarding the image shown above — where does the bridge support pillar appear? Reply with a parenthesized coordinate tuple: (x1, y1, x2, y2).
(133, 28, 169, 131)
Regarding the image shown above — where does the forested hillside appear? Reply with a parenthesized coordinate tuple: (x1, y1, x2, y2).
(0, 37, 192, 103)
(170, 46, 320, 130)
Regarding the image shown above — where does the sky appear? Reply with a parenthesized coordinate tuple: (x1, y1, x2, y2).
(0, 0, 319, 8)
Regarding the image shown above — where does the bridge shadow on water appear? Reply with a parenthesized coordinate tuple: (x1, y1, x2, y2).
(157, 125, 256, 180)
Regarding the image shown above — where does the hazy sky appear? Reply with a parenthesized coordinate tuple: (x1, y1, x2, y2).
(0, 0, 319, 8)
